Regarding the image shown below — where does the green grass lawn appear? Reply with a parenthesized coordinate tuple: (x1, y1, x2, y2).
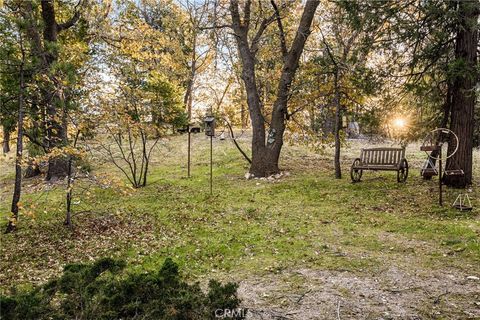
(1, 134, 479, 314)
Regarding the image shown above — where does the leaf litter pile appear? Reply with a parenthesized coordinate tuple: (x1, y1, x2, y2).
(0, 212, 159, 289)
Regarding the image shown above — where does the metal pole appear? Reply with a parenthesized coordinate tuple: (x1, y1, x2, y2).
(187, 124, 191, 178)
(210, 135, 213, 195)
(439, 148, 443, 206)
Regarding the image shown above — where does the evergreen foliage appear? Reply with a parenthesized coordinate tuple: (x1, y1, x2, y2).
(0, 258, 243, 320)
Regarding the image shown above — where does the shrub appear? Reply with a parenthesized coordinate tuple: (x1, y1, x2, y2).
(0, 258, 243, 320)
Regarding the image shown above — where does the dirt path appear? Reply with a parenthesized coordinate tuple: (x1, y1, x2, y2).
(238, 267, 480, 319)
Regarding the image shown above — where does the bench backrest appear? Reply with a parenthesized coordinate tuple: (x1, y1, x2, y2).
(360, 147, 405, 165)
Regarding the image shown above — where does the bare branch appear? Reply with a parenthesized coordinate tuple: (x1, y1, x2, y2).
(244, 0, 252, 28)
(224, 119, 252, 164)
(58, 0, 84, 31)
(23, 132, 48, 152)
(319, 29, 338, 67)
(250, 13, 277, 55)
(200, 24, 232, 30)
(270, 0, 288, 58)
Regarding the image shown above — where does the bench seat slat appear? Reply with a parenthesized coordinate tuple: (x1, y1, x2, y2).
(357, 147, 405, 168)
(354, 165, 399, 171)
(353, 147, 407, 182)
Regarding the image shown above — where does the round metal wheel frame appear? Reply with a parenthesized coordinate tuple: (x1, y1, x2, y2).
(397, 159, 409, 182)
(350, 158, 363, 182)
(453, 204, 473, 211)
(422, 128, 459, 160)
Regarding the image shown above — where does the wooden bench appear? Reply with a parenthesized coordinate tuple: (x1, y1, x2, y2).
(350, 147, 408, 182)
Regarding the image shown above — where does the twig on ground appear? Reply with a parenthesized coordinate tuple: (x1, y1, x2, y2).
(336, 298, 341, 320)
(384, 286, 423, 293)
(247, 309, 293, 320)
(295, 289, 311, 303)
(433, 289, 449, 304)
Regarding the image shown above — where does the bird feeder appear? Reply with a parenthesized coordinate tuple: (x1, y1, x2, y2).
(203, 115, 215, 195)
(204, 116, 215, 137)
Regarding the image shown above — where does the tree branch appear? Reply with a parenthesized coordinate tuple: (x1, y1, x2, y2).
(244, 0, 252, 29)
(200, 24, 232, 30)
(320, 30, 338, 67)
(270, 0, 288, 58)
(250, 13, 277, 55)
(58, 0, 84, 31)
(23, 132, 48, 152)
(230, 0, 243, 33)
(224, 119, 251, 164)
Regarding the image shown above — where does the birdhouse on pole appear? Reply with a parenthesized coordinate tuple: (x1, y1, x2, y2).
(204, 116, 215, 136)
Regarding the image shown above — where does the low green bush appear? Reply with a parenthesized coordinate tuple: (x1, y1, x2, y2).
(0, 258, 243, 320)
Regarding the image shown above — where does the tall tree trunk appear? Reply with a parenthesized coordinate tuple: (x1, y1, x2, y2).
(141, 130, 148, 187)
(229, 0, 267, 176)
(444, 0, 479, 187)
(2, 126, 10, 154)
(333, 69, 342, 179)
(184, 35, 197, 120)
(22, 1, 81, 180)
(241, 101, 247, 129)
(64, 130, 80, 228)
(41, 1, 70, 180)
(230, 0, 320, 177)
(243, 51, 268, 176)
(65, 154, 73, 228)
(24, 96, 43, 178)
(184, 66, 195, 120)
(5, 35, 26, 234)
